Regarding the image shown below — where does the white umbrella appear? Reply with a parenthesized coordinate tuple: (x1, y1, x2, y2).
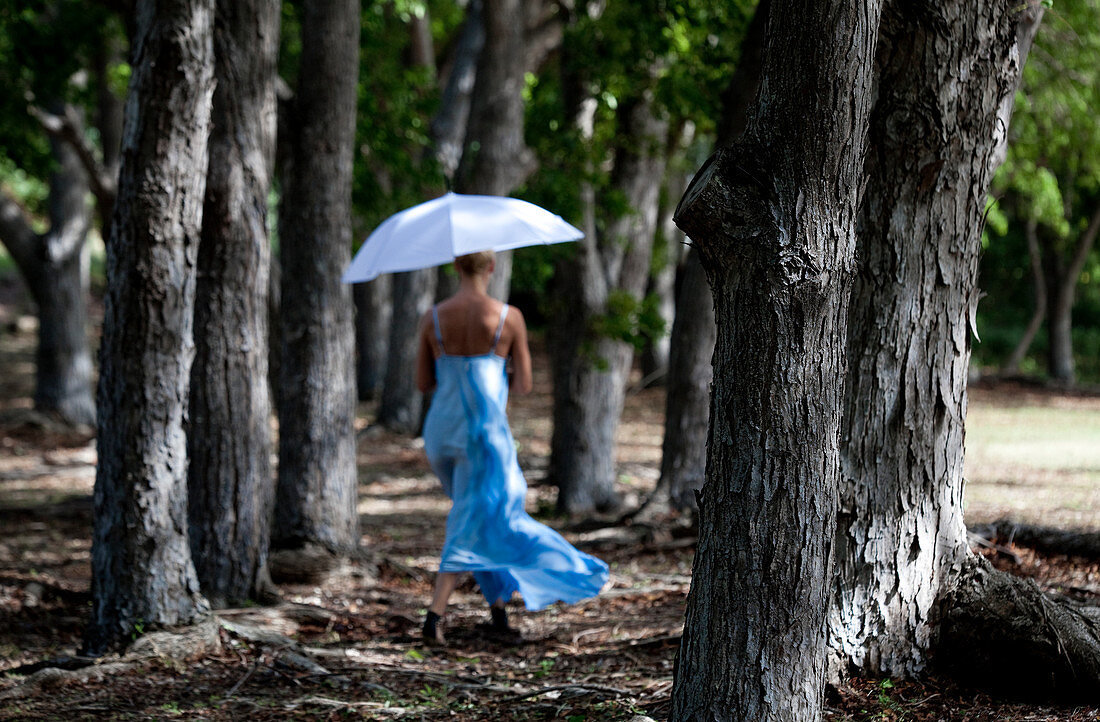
(342, 192, 584, 283)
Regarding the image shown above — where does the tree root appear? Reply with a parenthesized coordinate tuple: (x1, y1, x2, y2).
(0, 618, 221, 701)
(970, 520, 1100, 562)
(938, 555, 1100, 700)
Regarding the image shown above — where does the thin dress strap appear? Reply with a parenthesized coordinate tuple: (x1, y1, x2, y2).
(431, 305, 446, 355)
(489, 304, 509, 354)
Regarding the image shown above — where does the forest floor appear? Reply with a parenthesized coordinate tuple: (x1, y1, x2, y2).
(1, 307, 1100, 720)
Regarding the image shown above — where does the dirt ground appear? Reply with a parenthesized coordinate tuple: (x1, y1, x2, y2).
(1, 313, 1099, 720)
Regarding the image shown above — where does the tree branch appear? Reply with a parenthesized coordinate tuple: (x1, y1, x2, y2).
(0, 186, 45, 298)
(1063, 202, 1100, 298)
(28, 103, 117, 215)
(524, 11, 563, 74)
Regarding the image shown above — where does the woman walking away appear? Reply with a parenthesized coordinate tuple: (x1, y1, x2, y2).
(417, 251, 609, 645)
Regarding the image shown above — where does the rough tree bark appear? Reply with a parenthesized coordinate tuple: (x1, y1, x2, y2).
(453, 0, 537, 302)
(668, 0, 881, 718)
(273, 0, 361, 567)
(656, 0, 767, 514)
(822, 2, 1098, 700)
(187, 0, 280, 608)
(85, 0, 215, 654)
(549, 88, 669, 516)
(0, 122, 95, 428)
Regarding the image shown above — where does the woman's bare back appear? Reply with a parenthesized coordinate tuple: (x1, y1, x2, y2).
(433, 294, 512, 357)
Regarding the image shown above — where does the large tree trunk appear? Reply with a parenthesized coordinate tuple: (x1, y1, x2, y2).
(668, 0, 881, 717)
(86, 0, 215, 654)
(187, 0, 279, 608)
(273, 0, 360, 564)
(453, 0, 536, 302)
(656, 0, 767, 514)
(827, 0, 1044, 683)
(549, 90, 668, 516)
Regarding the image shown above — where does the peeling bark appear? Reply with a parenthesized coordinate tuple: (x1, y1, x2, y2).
(828, 0, 1044, 683)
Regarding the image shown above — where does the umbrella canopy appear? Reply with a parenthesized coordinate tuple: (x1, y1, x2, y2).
(342, 192, 584, 283)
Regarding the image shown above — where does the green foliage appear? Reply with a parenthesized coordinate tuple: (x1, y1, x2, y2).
(0, 3, 118, 164)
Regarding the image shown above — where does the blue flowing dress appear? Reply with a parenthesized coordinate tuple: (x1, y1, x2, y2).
(423, 304, 609, 610)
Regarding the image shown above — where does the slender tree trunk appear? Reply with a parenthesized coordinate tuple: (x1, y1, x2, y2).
(1044, 204, 1100, 386)
(187, 0, 279, 608)
(430, 0, 483, 180)
(93, 28, 124, 223)
(354, 276, 390, 401)
(658, 249, 713, 512)
(1001, 217, 1046, 375)
(377, 13, 439, 432)
(453, 0, 536, 302)
(86, 0, 215, 654)
(827, 0, 1043, 682)
(550, 91, 669, 516)
(669, 0, 881, 717)
(639, 144, 690, 385)
(273, 0, 360, 562)
(656, 0, 767, 513)
(378, 269, 435, 433)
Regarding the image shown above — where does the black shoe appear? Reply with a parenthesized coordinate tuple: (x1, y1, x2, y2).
(422, 611, 446, 646)
(484, 606, 522, 644)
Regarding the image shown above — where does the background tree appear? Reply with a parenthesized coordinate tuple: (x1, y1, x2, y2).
(451, 0, 537, 301)
(377, 5, 449, 435)
(669, 0, 882, 717)
(982, 0, 1100, 386)
(272, 0, 361, 572)
(0, 4, 125, 427)
(657, 0, 767, 514)
(544, 0, 708, 516)
(86, 0, 214, 653)
(187, 0, 280, 608)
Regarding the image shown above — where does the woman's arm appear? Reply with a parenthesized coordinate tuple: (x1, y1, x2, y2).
(507, 307, 533, 394)
(416, 312, 437, 393)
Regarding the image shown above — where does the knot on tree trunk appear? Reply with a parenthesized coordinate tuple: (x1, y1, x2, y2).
(673, 145, 780, 274)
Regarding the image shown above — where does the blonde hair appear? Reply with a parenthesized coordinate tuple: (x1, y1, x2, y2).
(454, 251, 495, 276)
